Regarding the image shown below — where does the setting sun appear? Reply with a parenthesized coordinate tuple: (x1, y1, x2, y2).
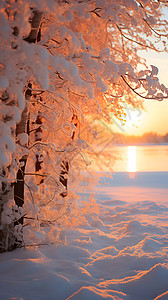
(124, 107, 142, 130)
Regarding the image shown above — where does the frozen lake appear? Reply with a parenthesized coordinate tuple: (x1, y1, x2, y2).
(86, 145, 168, 204)
(112, 144, 168, 172)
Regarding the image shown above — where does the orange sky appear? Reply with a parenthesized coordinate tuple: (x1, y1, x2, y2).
(114, 51, 168, 136)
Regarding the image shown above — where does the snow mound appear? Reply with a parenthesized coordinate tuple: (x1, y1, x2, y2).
(67, 286, 128, 300)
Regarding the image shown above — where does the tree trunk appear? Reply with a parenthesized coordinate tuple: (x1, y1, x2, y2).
(0, 10, 44, 253)
(13, 10, 44, 248)
(0, 181, 15, 253)
(0, 94, 16, 252)
(14, 86, 31, 246)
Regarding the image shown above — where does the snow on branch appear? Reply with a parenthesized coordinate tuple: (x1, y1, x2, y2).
(1, 0, 168, 250)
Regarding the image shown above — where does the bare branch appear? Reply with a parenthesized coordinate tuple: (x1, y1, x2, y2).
(121, 75, 168, 100)
(143, 18, 168, 38)
(116, 24, 163, 51)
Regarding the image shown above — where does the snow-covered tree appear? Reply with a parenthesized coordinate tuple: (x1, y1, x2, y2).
(0, 0, 168, 252)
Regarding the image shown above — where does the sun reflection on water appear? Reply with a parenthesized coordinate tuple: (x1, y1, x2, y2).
(127, 146, 137, 175)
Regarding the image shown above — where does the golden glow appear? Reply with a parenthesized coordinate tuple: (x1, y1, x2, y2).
(113, 51, 168, 136)
(127, 146, 137, 173)
(113, 101, 168, 136)
(124, 108, 142, 129)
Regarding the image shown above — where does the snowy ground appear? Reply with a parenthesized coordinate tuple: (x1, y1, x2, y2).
(0, 172, 168, 300)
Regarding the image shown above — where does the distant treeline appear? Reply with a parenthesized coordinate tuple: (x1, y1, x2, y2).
(114, 132, 168, 145)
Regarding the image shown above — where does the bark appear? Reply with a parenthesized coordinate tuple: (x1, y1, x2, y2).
(34, 113, 44, 185)
(24, 11, 44, 44)
(59, 114, 78, 197)
(59, 160, 69, 197)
